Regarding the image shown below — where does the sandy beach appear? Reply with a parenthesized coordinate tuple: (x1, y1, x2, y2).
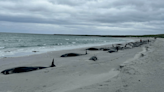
(0, 38, 163, 92)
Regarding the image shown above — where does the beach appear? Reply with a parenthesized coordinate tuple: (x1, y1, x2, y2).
(0, 38, 163, 92)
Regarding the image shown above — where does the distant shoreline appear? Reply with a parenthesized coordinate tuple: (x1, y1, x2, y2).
(54, 34, 164, 38)
(1, 32, 163, 38)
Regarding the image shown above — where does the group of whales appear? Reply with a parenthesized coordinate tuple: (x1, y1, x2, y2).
(1, 39, 152, 75)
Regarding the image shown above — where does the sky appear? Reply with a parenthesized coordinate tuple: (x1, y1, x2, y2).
(0, 0, 164, 35)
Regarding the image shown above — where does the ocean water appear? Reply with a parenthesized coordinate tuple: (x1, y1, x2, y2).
(0, 33, 131, 58)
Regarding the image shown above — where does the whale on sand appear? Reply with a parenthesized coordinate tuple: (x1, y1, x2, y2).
(108, 49, 117, 53)
(1, 59, 56, 75)
(87, 48, 99, 51)
(60, 50, 87, 57)
(89, 56, 98, 61)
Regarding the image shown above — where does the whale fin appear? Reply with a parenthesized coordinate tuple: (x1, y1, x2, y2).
(86, 50, 88, 55)
(50, 58, 56, 67)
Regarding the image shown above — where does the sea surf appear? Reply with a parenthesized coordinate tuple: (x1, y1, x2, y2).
(0, 33, 132, 58)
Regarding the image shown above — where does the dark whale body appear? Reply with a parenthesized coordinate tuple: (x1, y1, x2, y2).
(61, 53, 82, 57)
(108, 49, 117, 53)
(61, 51, 87, 57)
(87, 48, 99, 51)
(1, 59, 55, 75)
(1, 66, 47, 75)
(102, 48, 110, 51)
(89, 56, 98, 61)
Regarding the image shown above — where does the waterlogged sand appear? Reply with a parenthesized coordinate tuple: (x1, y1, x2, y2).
(0, 38, 163, 92)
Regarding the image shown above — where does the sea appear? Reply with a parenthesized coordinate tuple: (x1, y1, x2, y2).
(0, 32, 132, 58)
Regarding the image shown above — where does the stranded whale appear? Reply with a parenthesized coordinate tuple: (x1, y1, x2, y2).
(89, 56, 98, 61)
(1, 59, 56, 75)
(87, 48, 99, 51)
(60, 50, 87, 57)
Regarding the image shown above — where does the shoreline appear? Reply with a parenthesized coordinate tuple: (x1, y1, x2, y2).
(0, 37, 134, 58)
(0, 38, 156, 92)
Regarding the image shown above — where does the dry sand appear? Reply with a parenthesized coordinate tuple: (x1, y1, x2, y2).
(0, 38, 162, 92)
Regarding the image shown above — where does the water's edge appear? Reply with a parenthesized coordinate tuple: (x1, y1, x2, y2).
(0, 33, 133, 58)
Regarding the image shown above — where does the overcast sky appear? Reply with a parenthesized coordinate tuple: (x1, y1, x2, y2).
(0, 0, 164, 35)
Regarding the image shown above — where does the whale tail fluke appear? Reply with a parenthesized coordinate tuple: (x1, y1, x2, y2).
(50, 58, 56, 67)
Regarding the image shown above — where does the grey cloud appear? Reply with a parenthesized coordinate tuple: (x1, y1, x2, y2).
(1, 0, 164, 23)
(0, 14, 71, 25)
(0, 0, 164, 35)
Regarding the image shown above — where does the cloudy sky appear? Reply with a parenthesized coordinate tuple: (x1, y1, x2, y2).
(0, 0, 164, 35)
